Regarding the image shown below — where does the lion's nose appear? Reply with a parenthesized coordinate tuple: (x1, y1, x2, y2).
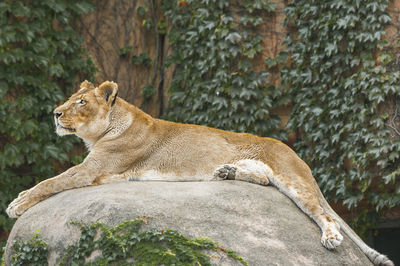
(54, 112, 63, 119)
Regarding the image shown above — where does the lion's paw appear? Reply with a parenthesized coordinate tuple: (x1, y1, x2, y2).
(321, 228, 343, 250)
(6, 190, 32, 218)
(214, 165, 237, 180)
(18, 189, 30, 198)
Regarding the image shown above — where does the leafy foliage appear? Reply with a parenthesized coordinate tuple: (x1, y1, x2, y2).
(61, 217, 247, 265)
(118, 45, 134, 57)
(1, 245, 5, 266)
(163, 0, 399, 231)
(131, 52, 152, 66)
(282, 0, 400, 222)
(11, 230, 48, 266)
(11, 218, 247, 265)
(142, 84, 156, 100)
(0, 0, 95, 232)
(163, 0, 287, 139)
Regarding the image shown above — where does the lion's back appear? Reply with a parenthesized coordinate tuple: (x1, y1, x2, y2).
(148, 120, 290, 171)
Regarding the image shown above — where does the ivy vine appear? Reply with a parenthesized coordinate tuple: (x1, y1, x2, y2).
(0, 0, 95, 234)
(162, 0, 399, 232)
(10, 230, 48, 266)
(9, 218, 247, 265)
(163, 0, 287, 139)
(282, 0, 400, 226)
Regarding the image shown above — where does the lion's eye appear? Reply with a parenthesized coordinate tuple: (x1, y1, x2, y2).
(76, 99, 86, 105)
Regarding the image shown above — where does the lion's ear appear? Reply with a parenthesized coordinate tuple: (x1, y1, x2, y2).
(79, 80, 95, 91)
(96, 81, 119, 106)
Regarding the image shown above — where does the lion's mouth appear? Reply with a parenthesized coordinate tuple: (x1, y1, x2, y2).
(60, 126, 76, 132)
(57, 124, 76, 132)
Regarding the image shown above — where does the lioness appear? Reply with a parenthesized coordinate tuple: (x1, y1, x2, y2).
(7, 81, 392, 265)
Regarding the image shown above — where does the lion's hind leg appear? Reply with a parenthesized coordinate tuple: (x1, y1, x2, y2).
(270, 173, 344, 249)
(214, 159, 270, 186)
(214, 159, 343, 250)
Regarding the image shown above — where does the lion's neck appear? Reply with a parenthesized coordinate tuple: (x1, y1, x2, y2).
(84, 98, 154, 151)
(84, 140, 94, 151)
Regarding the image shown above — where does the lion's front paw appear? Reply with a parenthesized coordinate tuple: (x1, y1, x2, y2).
(214, 165, 237, 180)
(321, 228, 343, 250)
(6, 190, 32, 218)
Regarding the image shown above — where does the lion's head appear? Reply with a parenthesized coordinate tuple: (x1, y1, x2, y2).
(53, 80, 118, 141)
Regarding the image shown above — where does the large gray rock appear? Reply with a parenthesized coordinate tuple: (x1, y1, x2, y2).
(5, 181, 372, 265)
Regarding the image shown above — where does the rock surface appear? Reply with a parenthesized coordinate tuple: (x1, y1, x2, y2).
(5, 181, 372, 265)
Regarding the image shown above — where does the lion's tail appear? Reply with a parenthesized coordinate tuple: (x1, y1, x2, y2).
(317, 190, 394, 266)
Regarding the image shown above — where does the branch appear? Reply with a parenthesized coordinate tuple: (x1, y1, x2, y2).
(386, 96, 400, 137)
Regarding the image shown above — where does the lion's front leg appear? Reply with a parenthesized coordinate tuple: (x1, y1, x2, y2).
(6, 162, 103, 218)
(6, 188, 37, 218)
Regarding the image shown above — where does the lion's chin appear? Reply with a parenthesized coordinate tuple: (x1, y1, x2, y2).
(56, 125, 76, 136)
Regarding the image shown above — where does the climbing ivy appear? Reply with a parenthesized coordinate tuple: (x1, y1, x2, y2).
(163, 0, 399, 231)
(10, 218, 247, 265)
(0, 0, 95, 233)
(282, 0, 400, 223)
(163, 0, 286, 139)
(11, 230, 48, 266)
(120, 4, 159, 102)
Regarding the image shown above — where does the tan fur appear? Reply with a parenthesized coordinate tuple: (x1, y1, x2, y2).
(6, 81, 393, 266)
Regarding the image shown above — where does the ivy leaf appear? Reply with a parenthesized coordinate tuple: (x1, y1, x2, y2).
(11, 1, 30, 17)
(225, 32, 241, 44)
(238, 60, 252, 72)
(378, 14, 391, 23)
(136, 6, 147, 16)
(142, 85, 155, 99)
(312, 107, 323, 116)
(204, 21, 215, 30)
(49, 64, 64, 77)
(324, 43, 337, 57)
(119, 45, 133, 56)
